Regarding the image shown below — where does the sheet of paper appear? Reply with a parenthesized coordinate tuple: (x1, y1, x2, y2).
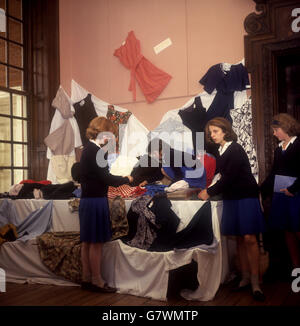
(274, 174, 296, 192)
(154, 38, 172, 55)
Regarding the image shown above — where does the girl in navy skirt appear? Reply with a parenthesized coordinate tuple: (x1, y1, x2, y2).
(198, 117, 266, 301)
(79, 117, 133, 293)
(261, 113, 300, 270)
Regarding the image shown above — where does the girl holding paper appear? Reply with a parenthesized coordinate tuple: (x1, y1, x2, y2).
(261, 113, 300, 270)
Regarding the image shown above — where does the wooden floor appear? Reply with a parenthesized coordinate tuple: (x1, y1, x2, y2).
(0, 280, 299, 306)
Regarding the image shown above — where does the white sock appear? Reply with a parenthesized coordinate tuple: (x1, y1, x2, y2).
(239, 271, 250, 287)
(250, 274, 262, 293)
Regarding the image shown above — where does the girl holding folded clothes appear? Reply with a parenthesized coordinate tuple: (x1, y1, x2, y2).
(79, 117, 133, 293)
(198, 117, 266, 301)
(260, 113, 300, 270)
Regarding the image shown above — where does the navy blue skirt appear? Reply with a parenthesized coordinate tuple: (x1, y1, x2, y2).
(221, 198, 266, 236)
(79, 197, 112, 243)
(269, 192, 300, 232)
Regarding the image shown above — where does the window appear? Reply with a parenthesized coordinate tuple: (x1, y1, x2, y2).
(0, 0, 28, 193)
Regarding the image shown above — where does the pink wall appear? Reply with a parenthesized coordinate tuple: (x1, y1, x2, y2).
(59, 0, 255, 130)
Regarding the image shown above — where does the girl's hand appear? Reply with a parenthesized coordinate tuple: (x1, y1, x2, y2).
(127, 176, 134, 183)
(198, 189, 210, 201)
(139, 180, 148, 187)
(280, 188, 294, 197)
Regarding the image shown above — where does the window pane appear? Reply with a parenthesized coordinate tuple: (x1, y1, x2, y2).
(13, 118, 27, 142)
(14, 169, 28, 184)
(13, 93, 26, 117)
(9, 66, 23, 90)
(8, 18, 22, 44)
(0, 63, 7, 87)
(0, 91, 10, 115)
(0, 169, 11, 193)
(0, 142, 11, 165)
(0, 116, 11, 140)
(13, 143, 27, 167)
(8, 0, 22, 20)
(0, 39, 6, 63)
(0, 2, 6, 39)
(9, 42, 23, 68)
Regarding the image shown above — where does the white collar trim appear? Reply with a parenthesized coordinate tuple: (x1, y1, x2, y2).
(89, 139, 101, 148)
(218, 141, 232, 156)
(279, 136, 297, 150)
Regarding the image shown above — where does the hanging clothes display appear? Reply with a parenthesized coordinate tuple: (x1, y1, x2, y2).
(178, 92, 232, 156)
(231, 94, 258, 175)
(114, 31, 172, 103)
(199, 63, 250, 94)
(44, 120, 74, 156)
(106, 105, 132, 151)
(73, 93, 97, 146)
(178, 96, 207, 132)
(106, 105, 132, 129)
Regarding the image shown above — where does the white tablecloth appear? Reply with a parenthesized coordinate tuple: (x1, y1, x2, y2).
(0, 198, 235, 301)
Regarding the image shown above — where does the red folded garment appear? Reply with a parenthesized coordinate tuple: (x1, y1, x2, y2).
(20, 179, 52, 185)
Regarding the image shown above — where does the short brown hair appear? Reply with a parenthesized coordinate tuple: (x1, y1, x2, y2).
(271, 113, 300, 137)
(205, 117, 237, 143)
(86, 117, 117, 140)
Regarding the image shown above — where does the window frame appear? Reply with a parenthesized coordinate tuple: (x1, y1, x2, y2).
(0, 0, 28, 191)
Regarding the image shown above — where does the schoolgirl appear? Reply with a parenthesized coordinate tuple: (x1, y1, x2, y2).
(198, 117, 266, 301)
(261, 113, 300, 270)
(79, 117, 133, 292)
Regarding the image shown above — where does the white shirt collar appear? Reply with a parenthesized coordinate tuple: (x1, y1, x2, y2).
(89, 139, 101, 148)
(279, 136, 297, 150)
(218, 141, 232, 156)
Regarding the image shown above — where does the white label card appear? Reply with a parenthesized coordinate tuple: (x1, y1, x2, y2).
(154, 38, 172, 55)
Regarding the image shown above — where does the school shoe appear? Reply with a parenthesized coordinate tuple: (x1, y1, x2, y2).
(252, 290, 266, 302)
(89, 283, 117, 293)
(81, 281, 94, 291)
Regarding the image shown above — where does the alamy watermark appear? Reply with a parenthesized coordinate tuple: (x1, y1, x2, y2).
(291, 8, 300, 32)
(0, 268, 5, 292)
(291, 268, 300, 293)
(95, 126, 205, 179)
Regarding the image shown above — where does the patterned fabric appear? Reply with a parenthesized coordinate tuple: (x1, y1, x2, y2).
(126, 195, 160, 250)
(107, 184, 146, 199)
(230, 98, 258, 175)
(37, 232, 82, 283)
(108, 196, 129, 240)
(106, 105, 132, 152)
(68, 198, 80, 212)
(106, 105, 132, 127)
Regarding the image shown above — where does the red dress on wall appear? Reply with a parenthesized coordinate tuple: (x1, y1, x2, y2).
(114, 31, 172, 103)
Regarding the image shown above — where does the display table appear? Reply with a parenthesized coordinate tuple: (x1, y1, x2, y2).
(0, 198, 235, 301)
